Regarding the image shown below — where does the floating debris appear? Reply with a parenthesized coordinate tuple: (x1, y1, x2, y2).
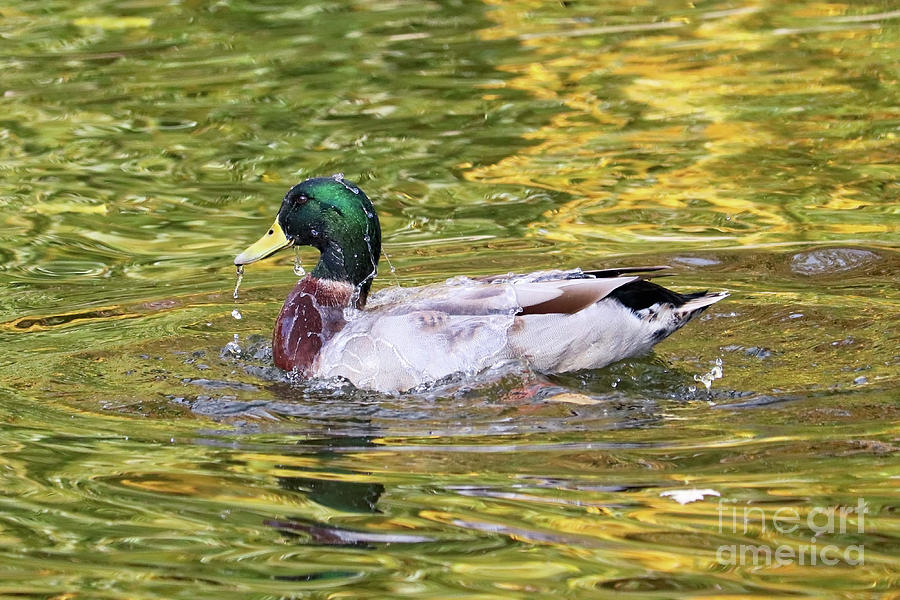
(660, 489, 720, 505)
(233, 265, 244, 299)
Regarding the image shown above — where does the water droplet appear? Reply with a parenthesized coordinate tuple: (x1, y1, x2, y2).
(693, 358, 724, 391)
(222, 334, 241, 358)
(331, 172, 360, 194)
(231, 309, 242, 320)
(232, 265, 244, 300)
(382, 250, 399, 283)
(293, 247, 306, 277)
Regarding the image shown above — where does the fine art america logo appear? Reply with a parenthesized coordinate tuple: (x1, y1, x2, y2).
(716, 498, 867, 567)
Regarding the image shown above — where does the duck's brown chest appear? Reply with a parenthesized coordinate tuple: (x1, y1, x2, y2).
(272, 276, 354, 374)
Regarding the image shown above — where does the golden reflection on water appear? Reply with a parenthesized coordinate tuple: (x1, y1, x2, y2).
(466, 1, 898, 251)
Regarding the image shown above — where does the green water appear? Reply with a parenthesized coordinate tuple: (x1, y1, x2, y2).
(1, 0, 898, 597)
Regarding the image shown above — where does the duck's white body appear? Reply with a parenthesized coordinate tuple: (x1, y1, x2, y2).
(310, 268, 727, 393)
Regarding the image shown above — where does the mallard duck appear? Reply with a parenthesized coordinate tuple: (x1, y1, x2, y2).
(235, 176, 728, 393)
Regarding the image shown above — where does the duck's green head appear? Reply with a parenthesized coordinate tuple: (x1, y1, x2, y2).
(235, 176, 381, 297)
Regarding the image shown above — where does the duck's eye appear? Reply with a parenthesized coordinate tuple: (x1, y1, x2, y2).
(268, 229, 274, 235)
(283, 187, 310, 205)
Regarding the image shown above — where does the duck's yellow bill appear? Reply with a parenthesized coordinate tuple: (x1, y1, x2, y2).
(234, 221, 292, 265)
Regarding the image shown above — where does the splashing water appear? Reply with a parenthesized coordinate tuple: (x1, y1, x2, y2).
(694, 357, 724, 391)
(293, 247, 306, 277)
(382, 249, 399, 286)
(221, 334, 241, 358)
(331, 172, 360, 194)
(232, 265, 244, 300)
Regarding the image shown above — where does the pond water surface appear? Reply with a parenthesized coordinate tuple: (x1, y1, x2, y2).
(1, 0, 898, 598)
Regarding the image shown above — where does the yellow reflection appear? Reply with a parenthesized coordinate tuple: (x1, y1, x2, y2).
(465, 0, 894, 250)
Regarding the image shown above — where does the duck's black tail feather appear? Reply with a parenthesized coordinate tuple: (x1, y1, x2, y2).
(610, 278, 729, 331)
(602, 280, 729, 343)
(607, 279, 711, 312)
